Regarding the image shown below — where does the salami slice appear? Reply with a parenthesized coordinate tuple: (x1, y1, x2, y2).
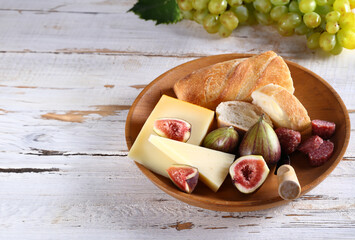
(308, 140, 334, 167)
(312, 119, 336, 139)
(275, 128, 301, 154)
(298, 135, 324, 154)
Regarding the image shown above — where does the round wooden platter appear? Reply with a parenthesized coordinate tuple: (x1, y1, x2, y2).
(125, 53, 350, 212)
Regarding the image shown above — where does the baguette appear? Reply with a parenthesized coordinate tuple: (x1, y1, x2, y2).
(216, 101, 273, 133)
(174, 51, 294, 110)
(251, 83, 311, 132)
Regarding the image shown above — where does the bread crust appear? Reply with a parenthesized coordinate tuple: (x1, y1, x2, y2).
(173, 58, 244, 109)
(173, 51, 294, 110)
(251, 84, 311, 132)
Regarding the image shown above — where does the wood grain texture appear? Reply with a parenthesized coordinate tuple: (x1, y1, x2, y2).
(0, 0, 354, 239)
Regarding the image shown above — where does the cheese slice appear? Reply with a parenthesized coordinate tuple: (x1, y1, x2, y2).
(149, 135, 235, 192)
(128, 95, 214, 178)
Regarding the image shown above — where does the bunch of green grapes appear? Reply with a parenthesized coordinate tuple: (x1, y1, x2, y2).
(176, 0, 355, 54)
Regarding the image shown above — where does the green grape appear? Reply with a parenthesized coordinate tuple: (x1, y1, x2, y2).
(270, 0, 290, 5)
(228, 0, 243, 6)
(231, 5, 249, 23)
(279, 12, 302, 30)
(208, 0, 228, 14)
(333, 0, 351, 14)
(194, 8, 209, 24)
(319, 15, 327, 30)
(303, 12, 321, 28)
(220, 11, 240, 30)
(326, 21, 340, 34)
(270, 6, 288, 21)
(295, 21, 311, 34)
(289, 0, 301, 13)
(178, 0, 194, 11)
(316, 0, 328, 5)
(255, 11, 274, 25)
(192, 0, 209, 10)
(299, 0, 317, 13)
(327, 0, 336, 5)
(246, 4, 258, 25)
(253, 0, 272, 13)
(326, 11, 341, 22)
(307, 32, 321, 49)
(181, 10, 195, 19)
(339, 12, 355, 28)
(218, 25, 233, 37)
(277, 24, 295, 36)
(203, 14, 221, 33)
(319, 32, 336, 51)
(315, 4, 333, 16)
(337, 27, 355, 49)
(330, 41, 343, 55)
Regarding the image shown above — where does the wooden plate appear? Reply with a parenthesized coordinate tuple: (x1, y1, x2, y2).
(125, 54, 350, 212)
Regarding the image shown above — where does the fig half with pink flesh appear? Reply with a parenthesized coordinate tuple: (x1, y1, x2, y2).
(153, 118, 191, 142)
(229, 155, 270, 194)
(167, 164, 199, 193)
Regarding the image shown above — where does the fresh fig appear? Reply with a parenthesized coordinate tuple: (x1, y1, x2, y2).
(202, 126, 239, 153)
(153, 118, 191, 142)
(166, 164, 199, 193)
(239, 115, 281, 165)
(229, 155, 270, 194)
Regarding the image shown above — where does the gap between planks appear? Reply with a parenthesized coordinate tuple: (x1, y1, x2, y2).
(0, 167, 59, 173)
(0, 49, 208, 58)
(21, 148, 128, 157)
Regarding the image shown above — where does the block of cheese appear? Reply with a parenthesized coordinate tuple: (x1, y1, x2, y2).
(128, 95, 215, 178)
(149, 135, 235, 192)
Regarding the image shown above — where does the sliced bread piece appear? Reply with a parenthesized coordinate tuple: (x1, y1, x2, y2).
(216, 101, 273, 133)
(251, 83, 311, 132)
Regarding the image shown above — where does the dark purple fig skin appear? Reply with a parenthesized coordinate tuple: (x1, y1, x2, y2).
(239, 116, 281, 165)
(203, 126, 239, 153)
(167, 164, 199, 194)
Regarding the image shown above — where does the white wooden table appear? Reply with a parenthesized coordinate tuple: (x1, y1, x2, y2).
(0, 1, 354, 239)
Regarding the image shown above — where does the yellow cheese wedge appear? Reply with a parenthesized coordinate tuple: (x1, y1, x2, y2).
(128, 95, 214, 178)
(149, 135, 235, 192)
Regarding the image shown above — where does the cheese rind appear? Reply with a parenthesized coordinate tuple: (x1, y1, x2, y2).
(128, 95, 215, 178)
(149, 135, 235, 192)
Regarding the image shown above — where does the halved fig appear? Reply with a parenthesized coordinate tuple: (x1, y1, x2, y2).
(229, 155, 270, 194)
(153, 118, 191, 142)
(167, 164, 199, 193)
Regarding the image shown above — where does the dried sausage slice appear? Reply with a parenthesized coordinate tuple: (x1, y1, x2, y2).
(298, 135, 324, 154)
(308, 140, 334, 167)
(312, 120, 336, 139)
(275, 128, 301, 154)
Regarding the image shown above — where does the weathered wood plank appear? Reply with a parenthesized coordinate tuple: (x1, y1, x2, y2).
(0, 1, 353, 238)
(0, 53, 353, 110)
(0, 6, 354, 60)
(0, 154, 354, 239)
(0, 52, 353, 159)
(0, 0, 133, 13)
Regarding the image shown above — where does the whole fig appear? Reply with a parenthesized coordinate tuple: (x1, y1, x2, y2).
(239, 115, 281, 165)
(203, 126, 239, 153)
